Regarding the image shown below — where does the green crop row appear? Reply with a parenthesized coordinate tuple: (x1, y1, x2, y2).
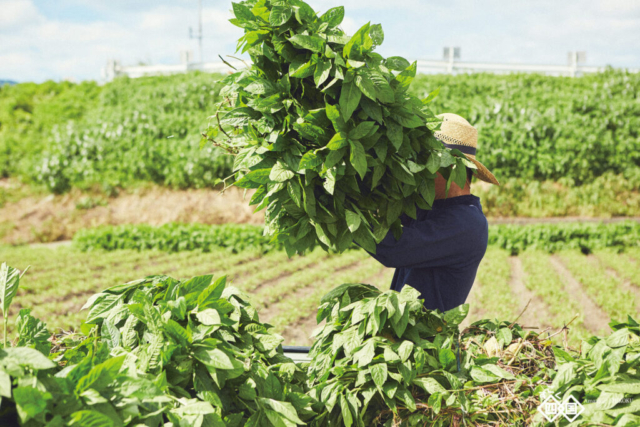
(0, 73, 232, 193)
(1, 70, 639, 193)
(72, 220, 640, 255)
(412, 70, 640, 185)
(72, 223, 282, 254)
(488, 221, 640, 255)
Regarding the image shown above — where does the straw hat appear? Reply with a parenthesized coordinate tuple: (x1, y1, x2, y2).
(433, 113, 499, 186)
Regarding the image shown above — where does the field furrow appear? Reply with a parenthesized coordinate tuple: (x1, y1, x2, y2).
(519, 251, 591, 342)
(556, 251, 636, 326)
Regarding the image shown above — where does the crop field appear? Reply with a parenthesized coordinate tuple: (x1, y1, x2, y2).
(3, 244, 639, 346)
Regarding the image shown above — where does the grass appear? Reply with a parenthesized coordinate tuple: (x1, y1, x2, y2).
(468, 247, 518, 321)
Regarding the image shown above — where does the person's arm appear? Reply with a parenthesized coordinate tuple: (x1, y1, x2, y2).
(366, 210, 487, 269)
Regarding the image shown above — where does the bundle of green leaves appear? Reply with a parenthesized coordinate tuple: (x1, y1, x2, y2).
(205, 0, 470, 256)
(0, 263, 313, 426)
(306, 283, 471, 426)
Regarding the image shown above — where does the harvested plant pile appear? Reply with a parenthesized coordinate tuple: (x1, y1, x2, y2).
(2, 263, 640, 425)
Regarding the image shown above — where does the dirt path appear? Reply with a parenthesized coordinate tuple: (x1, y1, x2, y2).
(488, 217, 640, 225)
(549, 256, 610, 334)
(507, 257, 554, 330)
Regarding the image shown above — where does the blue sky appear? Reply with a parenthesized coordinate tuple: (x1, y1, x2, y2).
(1, 0, 639, 82)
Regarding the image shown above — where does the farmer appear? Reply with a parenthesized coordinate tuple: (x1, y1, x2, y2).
(366, 113, 499, 312)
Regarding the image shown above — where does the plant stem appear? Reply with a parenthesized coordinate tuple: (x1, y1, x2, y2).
(3, 309, 7, 348)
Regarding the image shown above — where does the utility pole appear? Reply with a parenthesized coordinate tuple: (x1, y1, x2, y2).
(189, 0, 204, 64)
(198, 0, 203, 63)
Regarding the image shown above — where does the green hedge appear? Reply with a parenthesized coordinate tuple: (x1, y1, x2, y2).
(1, 71, 639, 193)
(72, 221, 640, 255)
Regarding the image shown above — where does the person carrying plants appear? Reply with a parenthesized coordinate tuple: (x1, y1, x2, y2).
(365, 113, 499, 312)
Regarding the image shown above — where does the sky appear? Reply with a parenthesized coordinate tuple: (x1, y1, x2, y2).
(1, 0, 640, 83)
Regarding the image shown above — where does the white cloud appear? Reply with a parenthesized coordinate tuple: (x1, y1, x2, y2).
(0, 0, 243, 82)
(0, 0, 639, 82)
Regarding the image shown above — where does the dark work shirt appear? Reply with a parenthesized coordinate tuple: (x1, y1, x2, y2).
(367, 194, 488, 312)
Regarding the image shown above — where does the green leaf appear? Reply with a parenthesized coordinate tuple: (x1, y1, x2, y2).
(325, 103, 347, 132)
(599, 380, 640, 394)
(339, 80, 361, 121)
(438, 348, 456, 369)
(607, 328, 629, 348)
(259, 398, 305, 424)
(369, 24, 384, 45)
(496, 327, 513, 346)
(68, 410, 115, 427)
(349, 121, 376, 140)
(343, 22, 372, 59)
(299, 152, 322, 169)
(287, 181, 303, 207)
(314, 59, 332, 87)
(369, 72, 395, 103)
(386, 56, 410, 71)
(483, 364, 516, 380)
(232, 2, 254, 21)
(370, 363, 388, 388)
(469, 366, 501, 383)
(354, 340, 375, 367)
(345, 210, 361, 233)
(340, 394, 353, 427)
(289, 60, 315, 78)
(551, 362, 577, 390)
(2, 347, 55, 370)
(304, 185, 316, 217)
(397, 341, 414, 362)
(270, 162, 295, 182)
(349, 140, 367, 180)
(195, 308, 222, 325)
(193, 347, 239, 371)
(444, 304, 469, 326)
(288, 34, 325, 53)
(0, 370, 10, 398)
(76, 355, 126, 393)
(355, 73, 377, 101)
(270, 6, 292, 26)
(101, 318, 121, 350)
(386, 119, 403, 150)
(14, 386, 51, 423)
(327, 132, 349, 150)
(393, 61, 417, 91)
(0, 262, 20, 315)
(412, 377, 447, 395)
(422, 87, 440, 104)
(197, 275, 226, 309)
(319, 6, 344, 27)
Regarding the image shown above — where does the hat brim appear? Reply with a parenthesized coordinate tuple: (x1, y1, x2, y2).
(465, 155, 500, 186)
